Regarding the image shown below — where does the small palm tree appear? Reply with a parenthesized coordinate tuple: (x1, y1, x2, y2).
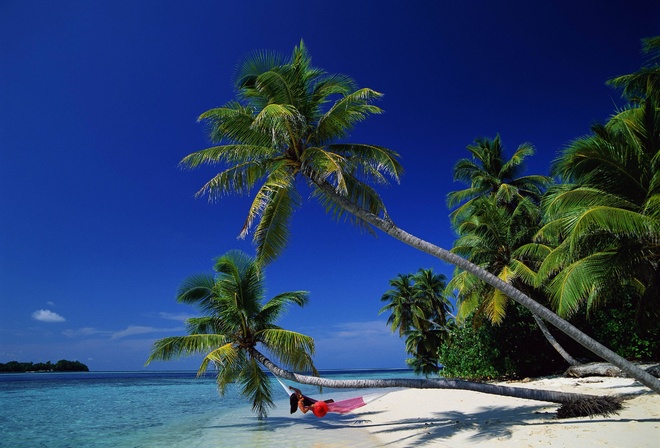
(181, 42, 660, 393)
(380, 268, 452, 375)
(145, 250, 318, 418)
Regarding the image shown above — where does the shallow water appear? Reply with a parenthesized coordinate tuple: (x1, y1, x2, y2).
(0, 370, 414, 447)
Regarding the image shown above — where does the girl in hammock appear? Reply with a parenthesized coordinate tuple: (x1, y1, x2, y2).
(288, 386, 334, 414)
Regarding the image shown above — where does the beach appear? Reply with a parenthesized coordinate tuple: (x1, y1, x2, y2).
(347, 375, 660, 447)
(2, 371, 658, 447)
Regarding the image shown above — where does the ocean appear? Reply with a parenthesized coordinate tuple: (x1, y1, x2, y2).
(0, 369, 416, 447)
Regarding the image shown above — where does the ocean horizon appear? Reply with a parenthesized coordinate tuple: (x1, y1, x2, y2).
(1, 368, 418, 447)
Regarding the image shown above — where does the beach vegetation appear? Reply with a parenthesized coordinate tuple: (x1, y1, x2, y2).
(145, 250, 318, 418)
(180, 41, 660, 393)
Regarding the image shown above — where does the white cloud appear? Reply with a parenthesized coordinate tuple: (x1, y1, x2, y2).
(158, 312, 195, 322)
(63, 327, 110, 338)
(111, 325, 182, 340)
(32, 309, 66, 323)
(63, 325, 182, 340)
(321, 320, 393, 339)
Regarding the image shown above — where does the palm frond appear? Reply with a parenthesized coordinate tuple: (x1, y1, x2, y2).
(145, 334, 229, 365)
(257, 291, 310, 325)
(252, 174, 299, 266)
(316, 88, 384, 141)
(240, 358, 274, 419)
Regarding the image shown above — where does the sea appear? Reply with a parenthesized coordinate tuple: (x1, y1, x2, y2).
(0, 369, 416, 448)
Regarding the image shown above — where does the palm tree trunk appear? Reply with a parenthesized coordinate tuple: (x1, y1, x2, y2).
(249, 349, 621, 418)
(315, 181, 660, 394)
(532, 314, 579, 366)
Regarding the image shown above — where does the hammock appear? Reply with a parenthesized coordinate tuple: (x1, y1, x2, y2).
(275, 376, 385, 415)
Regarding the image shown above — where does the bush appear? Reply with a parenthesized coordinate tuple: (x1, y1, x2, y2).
(440, 304, 566, 380)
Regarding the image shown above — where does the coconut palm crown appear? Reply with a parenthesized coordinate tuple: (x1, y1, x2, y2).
(145, 250, 317, 418)
(181, 41, 403, 266)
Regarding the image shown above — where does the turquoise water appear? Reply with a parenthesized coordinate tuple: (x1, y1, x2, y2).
(0, 369, 415, 447)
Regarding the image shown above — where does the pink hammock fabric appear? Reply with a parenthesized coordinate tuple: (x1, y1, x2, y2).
(326, 396, 367, 414)
(276, 376, 382, 415)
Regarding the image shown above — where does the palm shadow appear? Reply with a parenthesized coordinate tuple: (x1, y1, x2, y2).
(351, 404, 555, 446)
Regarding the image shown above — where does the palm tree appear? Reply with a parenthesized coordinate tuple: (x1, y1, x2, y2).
(380, 268, 452, 375)
(180, 42, 660, 393)
(537, 36, 660, 330)
(380, 273, 418, 337)
(446, 196, 579, 367)
(537, 100, 660, 328)
(145, 250, 318, 418)
(447, 135, 551, 225)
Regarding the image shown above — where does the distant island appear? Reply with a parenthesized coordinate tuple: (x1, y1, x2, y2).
(0, 360, 89, 373)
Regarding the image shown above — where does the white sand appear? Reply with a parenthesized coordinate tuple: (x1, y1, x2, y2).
(349, 376, 660, 447)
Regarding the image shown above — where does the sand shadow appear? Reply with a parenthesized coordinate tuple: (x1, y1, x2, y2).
(349, 404, 555, 446)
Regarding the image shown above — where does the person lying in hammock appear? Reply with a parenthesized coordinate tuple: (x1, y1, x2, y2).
(289, 386, 334, 415)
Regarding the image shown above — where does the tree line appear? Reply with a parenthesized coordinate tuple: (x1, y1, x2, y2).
(0, 360, 89, 373)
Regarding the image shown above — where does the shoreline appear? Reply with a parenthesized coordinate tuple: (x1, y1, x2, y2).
(347, 375, 659, 447)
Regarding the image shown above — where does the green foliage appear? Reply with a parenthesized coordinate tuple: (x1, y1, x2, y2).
(440, 304, 566, 380)
(439, 318, 502, 380)
(570, 295, 660, 361)
(537, 35, 660, 327)
(0, 360, 88, 373)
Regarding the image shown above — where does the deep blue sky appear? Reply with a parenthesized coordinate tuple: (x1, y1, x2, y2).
(1, 1, 658, 371)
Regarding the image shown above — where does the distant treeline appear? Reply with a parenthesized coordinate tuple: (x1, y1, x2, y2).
(0, 360, 89, 373)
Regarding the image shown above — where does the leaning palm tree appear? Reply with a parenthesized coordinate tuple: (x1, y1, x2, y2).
(251, 349, 622, 419)
(145, 250, 318, 418)
(180, 41, 660, 393)
(146, 254, 620, 419)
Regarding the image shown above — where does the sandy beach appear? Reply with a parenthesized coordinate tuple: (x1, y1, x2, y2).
(345, 375, 660, 447)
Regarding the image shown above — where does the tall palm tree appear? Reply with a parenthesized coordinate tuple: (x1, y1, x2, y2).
(180, 42, 660, 393)
(145, 250, 318, 418)
(446, 135, 577, 366)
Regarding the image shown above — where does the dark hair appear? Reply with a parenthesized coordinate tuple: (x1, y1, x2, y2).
(289, 394, 298, 414)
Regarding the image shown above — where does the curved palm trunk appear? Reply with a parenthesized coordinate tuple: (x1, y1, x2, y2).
(250, 349, 621, 418)
(532, 314, 579, 366)
(315, 181, 660, 394)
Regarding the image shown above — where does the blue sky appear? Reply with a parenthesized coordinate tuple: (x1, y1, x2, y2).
(1, 1, 658, 371)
